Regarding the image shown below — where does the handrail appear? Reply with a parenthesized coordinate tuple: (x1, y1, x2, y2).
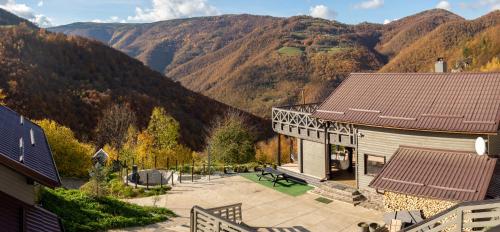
(272, 103, 356, 146)
(190, 204, 254, 232)
(206, 203, 243, 223)
(400, 198, 500, 232)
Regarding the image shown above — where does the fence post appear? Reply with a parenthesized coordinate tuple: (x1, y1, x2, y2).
(191, 159, 194, 182)
(456, 209, 463, 232)
(146, 173, 149, 190)
(126, 167, 128, 185)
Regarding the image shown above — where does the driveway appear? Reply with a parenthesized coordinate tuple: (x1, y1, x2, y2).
(113, 175, 383, 232)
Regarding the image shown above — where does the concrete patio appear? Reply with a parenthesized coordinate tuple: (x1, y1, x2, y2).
(114, 174, 383, 232)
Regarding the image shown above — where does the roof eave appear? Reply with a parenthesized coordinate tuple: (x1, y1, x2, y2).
(0, 152, 61, 188)
(311, 115, 499, 135)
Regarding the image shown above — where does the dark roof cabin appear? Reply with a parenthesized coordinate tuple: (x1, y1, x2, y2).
(0, 106, 62, 232)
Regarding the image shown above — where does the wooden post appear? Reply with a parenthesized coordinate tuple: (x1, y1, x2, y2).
(146, 173, 149, 190)
(179, 160, 182, 184)
(299, 139, 304, 173)
(277, 134, 282, 166)
(126, 167, 129, 185)
(208, 149, 211, 181)
(456, 209, 463, 232)
(289, 137, 293, 163)
(124, 160, 128, 185)
(324, 122, 331, 180)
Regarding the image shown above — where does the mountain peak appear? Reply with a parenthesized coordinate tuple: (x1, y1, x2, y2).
(0, 8, 36, 27)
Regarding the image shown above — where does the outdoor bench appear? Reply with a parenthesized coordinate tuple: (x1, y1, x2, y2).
(257, 167, 290, 187)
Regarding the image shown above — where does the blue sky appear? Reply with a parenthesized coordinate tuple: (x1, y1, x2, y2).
(0, 0, 498, 27)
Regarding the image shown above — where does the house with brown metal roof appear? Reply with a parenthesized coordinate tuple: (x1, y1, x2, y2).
(271, 64, 500, 215)
(0, 106, 63, 232)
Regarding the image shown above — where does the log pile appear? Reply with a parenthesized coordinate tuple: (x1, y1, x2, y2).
(383, 191, 456, 218)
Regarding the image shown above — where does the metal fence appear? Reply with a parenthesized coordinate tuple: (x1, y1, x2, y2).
(401, 198, 500, 232)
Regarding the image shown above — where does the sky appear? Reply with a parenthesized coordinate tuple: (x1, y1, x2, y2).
(0, 0, 498, 27)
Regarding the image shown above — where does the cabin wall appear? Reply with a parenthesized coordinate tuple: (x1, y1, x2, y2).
(302, 140, 326, 179)
(0, 164, 35, 205)
(357, 126, 478, 192)
(489, 134, 500, 157)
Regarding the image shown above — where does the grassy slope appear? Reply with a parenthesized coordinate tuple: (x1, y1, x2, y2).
(40, 188, 175, 232)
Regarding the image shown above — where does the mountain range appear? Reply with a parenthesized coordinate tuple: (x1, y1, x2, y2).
(50, 9, 500, 117)
(0, 9, 269, 150)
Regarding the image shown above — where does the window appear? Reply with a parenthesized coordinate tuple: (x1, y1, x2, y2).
(364, 154, 385, 176)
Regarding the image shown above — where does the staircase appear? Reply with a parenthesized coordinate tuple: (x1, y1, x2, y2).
(311, 181, 365, 206)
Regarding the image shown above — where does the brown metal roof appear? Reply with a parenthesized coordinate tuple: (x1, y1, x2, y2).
(312, 73, 500, 134)
(0, 106, 61, 187)
(369, 146, 497, 201)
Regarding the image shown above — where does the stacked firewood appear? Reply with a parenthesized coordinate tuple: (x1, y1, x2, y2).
(383, 191, 456, 218)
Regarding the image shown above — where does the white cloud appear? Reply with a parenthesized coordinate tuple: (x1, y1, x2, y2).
(355, 0, 384, 9)
(309, 5, 337, 20)
(436, 1, 451, 10)
(37, 1, 43, 7)
(127, 0, 219, 22)
(0, 0, 52, 27)
(459, 0, 500, 11)
(92, 16, 126, 23)
(383, 19, 392, 24)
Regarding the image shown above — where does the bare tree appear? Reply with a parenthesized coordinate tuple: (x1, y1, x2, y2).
(95, 104, 136, 153)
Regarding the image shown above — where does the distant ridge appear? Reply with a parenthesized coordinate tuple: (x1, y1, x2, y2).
(0, 8, 270, 150)
(49, 9, 500, 118)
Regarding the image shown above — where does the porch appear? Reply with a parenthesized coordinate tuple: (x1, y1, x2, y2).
(278, 163, 356, 188)
(272, 103, 358, 187)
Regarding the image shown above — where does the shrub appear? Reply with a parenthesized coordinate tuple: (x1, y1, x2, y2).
(207, 111, 256, 165)
(36, 119, 94, 177)
(40, 188, 175, 232)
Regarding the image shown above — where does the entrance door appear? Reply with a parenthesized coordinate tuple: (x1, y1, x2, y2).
(329, 145, 356, 187)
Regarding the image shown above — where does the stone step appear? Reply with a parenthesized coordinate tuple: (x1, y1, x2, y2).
(312, 182, 367, 205)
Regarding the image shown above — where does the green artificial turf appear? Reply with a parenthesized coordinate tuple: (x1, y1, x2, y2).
(240, 172, 313, 197)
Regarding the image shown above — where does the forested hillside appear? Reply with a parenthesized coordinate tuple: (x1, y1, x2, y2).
(51, 9, 500, 118)
(0, 10, 270, 150)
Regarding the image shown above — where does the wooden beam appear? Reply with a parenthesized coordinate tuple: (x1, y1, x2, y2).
(324, 123, 331, 180)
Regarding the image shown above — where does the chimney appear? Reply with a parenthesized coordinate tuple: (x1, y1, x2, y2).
(435, 58, 447, 73)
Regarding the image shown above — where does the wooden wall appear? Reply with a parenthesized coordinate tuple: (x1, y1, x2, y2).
(356, 126, 479, 191)
(0, 164, 35, 205)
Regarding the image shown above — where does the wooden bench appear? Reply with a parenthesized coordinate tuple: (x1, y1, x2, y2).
(257, 167, 290, 187)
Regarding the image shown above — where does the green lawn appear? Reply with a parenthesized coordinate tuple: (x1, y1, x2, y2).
(240, 172, 313, 197)
(278, 46, 304, 56)
(40, 188, 175, 232)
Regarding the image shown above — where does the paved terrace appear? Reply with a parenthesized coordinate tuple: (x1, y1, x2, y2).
(114, 175, 383, 232)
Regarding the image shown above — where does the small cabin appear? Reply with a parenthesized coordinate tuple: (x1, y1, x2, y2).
(0, 106, 63, 232)
(92, 148, 109, 166)
(272, 71, 500, 215)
